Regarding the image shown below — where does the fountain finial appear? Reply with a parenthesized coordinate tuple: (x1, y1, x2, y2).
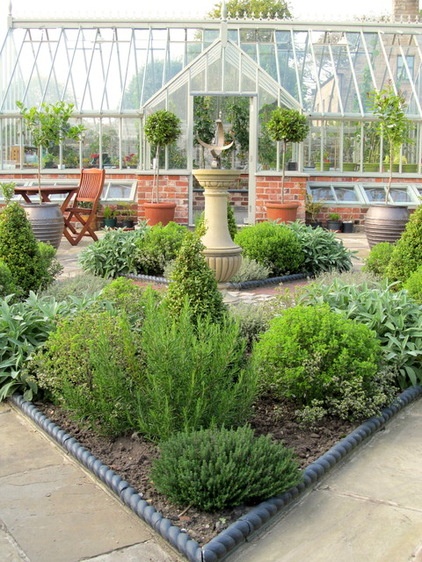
(197, 116, 234, 168)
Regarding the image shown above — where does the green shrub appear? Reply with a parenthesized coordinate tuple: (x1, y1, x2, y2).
(298, 278, 422, 388)
(134, 222, 187, 276)
(386, 205, 422, 284)
(363, 242, 395, 278)
(404, 265, 422, 304)
(35, 309, 142, 436)
(151, 425, 302, 511)
(79, 227, 148, 278)
(0, 202, 52, 296)
(253, 304, 390, 421)
(134, 297, 256, 441)
(0, 293, 75, 401)
(164, 230, 227, 324)
(97, 278, 162, 330)
(234, 222, 304, 277)
(230, 256, 271, 283)
(227, 203, 238, 240)
(37, 241, 64, 287)
(0, 259, 19, 299)
(287, 221, 353, 276)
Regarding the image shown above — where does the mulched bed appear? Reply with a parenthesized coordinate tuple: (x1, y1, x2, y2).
(35, 397, 356, 546)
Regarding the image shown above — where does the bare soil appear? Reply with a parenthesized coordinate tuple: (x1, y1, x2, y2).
(35, 397, 356, 546)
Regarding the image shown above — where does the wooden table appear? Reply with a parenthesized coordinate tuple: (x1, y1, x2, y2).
(14, 185, 79, 211)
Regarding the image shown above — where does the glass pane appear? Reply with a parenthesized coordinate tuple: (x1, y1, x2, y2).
(334, 187, 358, 202)
(390, 189, 411, 203)
(310, 186, 334, 201)
(365, 187, 385, 202)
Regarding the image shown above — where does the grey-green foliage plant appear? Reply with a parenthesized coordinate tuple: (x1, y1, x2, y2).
(253, 304, 392, 421)
(228, 300, 275, 352)
(0, 293, 79, 401)
(134, 296, 256, 442)
(0, 202, 52, 296)
(40, 273, 110, 301)
(298, 278, 422, 388)
(79, 227, 148, 278)
(234, 221, 304, 276)
(134, 221, 187, 276)
(230, 256, 271, 283)
(35, 309, 142, 436)
(151, 425, 301, 512)
(287, 221, 353, 276)
(363, 242, 395, 279)
(386, 204, 422, 285)
(164, 229, 227, 324)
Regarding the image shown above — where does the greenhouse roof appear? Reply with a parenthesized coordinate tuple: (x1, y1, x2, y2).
(1, 13, 422, 118)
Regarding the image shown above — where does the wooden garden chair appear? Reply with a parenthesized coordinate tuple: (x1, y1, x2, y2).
(63, 168, 105, 246)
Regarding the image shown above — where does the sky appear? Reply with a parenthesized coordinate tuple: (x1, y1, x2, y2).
(2, 0, 394, 24)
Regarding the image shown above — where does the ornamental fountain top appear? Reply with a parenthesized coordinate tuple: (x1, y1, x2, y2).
(197, 115, 234, 169)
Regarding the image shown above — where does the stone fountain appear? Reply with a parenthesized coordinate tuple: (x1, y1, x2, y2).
(193, 117, 243, 283)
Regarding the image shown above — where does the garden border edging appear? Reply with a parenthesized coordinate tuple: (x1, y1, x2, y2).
(10, 385, 422, 562)
(125, 272, 308, 291)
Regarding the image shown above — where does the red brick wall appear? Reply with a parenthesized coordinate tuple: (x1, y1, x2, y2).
(137, 174, 189, 223)
(3, 170, 422, 226)
(255, 175, 307, 222)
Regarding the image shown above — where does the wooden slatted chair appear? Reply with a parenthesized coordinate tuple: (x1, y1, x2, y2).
(63, 168, 105, 246)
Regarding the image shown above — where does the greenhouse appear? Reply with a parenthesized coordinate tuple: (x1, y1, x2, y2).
(1, 1, 422, 224)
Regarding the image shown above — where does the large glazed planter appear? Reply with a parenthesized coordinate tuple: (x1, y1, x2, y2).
(22, 203, 64, 249)
(364, 205, 409, 248)
(193, 169, 242, 283)
(266, 201, 300, 223)
(143, 202, 176, 226)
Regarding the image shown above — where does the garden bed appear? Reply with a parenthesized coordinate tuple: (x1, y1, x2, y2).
(32, 396, 355, 545)
(13, 387, 422, 562)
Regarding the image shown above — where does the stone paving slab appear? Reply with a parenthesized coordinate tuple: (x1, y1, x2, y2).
(229, 400, 422, 562)
(0, 403, 181, 562)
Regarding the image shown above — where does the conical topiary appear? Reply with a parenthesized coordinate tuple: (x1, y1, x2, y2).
(164, 229, 227, 324)
(0, 202, 49, 296)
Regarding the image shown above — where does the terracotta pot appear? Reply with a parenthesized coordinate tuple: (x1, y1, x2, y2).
(22, 203, 64, 249)
(364, 205, 409, 248)
(143, 202, 176, 226)
(266, 202, 300, 223)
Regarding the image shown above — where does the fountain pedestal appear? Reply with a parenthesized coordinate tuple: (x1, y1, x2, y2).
(193, 169, 243, 283)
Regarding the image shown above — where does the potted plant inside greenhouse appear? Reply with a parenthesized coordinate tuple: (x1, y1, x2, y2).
(305, 192, 325, 228)
(265, 107, 309, 222)
(16, 101, 85, 248)
(143, 109, 181, 226)
(364, 84, 411, 248)
(103, 205, 117, 228)
(117, 202, 136, 228)
(327, 212, 342, 232)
